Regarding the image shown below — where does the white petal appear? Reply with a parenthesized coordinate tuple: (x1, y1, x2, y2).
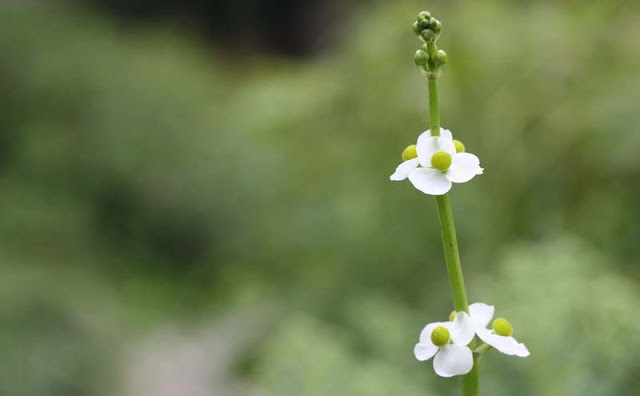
(446, 153, 482, 183)
(450, 312, 475, 345)
(414, 343, 439, 361)
(416, 128, 453, 141)
(390, 158, 420, 181)
(512, 342, 530, 357)
(477, 329, 530, 357)
(408, 168, 452, 195)
(416, 130, 431, 143)
(440, 129, 453, 140)
(416, 132, 456, 167)
(468, 303, 495, 330)
(418, 321, 450, 345)
(476, 328, 495, 346)
(433, 345, 474, 377)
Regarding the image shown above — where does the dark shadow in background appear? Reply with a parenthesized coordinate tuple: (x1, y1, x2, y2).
(83, 0, 351, 56)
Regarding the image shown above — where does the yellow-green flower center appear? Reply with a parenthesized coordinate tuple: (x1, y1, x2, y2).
(449, 310, 456, 321)
(402, 144, 418, 161)
(453, 140, 465, 153)
(430, 326, 450, 346)
(430, 151, 452, 171)
(492, 318, 513, 336)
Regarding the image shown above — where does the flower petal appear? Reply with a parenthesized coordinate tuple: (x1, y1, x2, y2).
(417, 131, 456, 167)
(418, 321, 450, 345)
(446, 153, 482, 183)
(450, 312, 475, 345)
(440, 129, 453, 140)
(468, 303, 495, 330)
(390, 158, 420, 181)
(433, 345, 474, 377)
(408, 168, 452, 195)
(414, 343, 439, 361)
(477, 329, 530, 357)
(416, 128, 453, 142)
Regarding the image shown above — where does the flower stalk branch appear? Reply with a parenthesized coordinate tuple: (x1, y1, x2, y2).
(473, 343, 493, 356)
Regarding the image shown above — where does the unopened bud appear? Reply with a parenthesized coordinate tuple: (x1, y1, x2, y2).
(412, 21, 421, 35)
(418, 19, 431, 30)
(418, 11, 432, 21)
(414, 50, 429, 66)
(432, 20, 442, 34)
(433, 50, 447, 65)
(420, 29, 436, 43)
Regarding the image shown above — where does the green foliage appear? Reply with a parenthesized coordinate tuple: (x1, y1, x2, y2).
(254, 309, 431, 396)
(478, 237, 640, 395)
(0, 0, 639, 394)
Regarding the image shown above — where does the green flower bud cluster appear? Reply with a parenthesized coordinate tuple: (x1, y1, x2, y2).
(412, 11, 447, 77)
(412, 11, 442, 41)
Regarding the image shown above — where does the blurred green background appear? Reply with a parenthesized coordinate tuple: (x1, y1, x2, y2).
(1, 0, 639, 395)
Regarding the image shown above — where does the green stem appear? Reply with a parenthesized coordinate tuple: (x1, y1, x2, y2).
(463, 360, 479, 396)
(428, 77, 440, 136)
(473, 343, 492, 356)
(434, 194, 468, 312)
(427, 75, 479, 396)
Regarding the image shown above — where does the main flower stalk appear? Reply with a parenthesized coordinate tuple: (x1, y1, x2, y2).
(427, 75, 479, 395)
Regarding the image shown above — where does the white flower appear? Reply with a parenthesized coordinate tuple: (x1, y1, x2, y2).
(390, 128, 483, 195)
(413, 312, 476, 377)
(468, 302, 530, 357)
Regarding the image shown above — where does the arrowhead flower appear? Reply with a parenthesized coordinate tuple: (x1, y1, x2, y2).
(413, 312, 476, 377)
(390, 128, 483, 195)
(467, 302, 530, 357)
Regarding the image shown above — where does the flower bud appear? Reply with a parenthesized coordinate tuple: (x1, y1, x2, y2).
(412, 21, 421, 35)
(420, 29, 436, 43)
(414, 50, 429, 66)
(492, 318, 513, 337)
(453, 140, 465, 153)
(418, 19, 431, 30)
(431, 151, 452, 171)
(401, 144, 418, 161)
(428, 18, 439, 30)
(432, 20, 442, 34)
(430, 326, 450, 346)
(418, 11, 432, 21)
(417, 12, 431, 30)
(433, 49, 447, 65)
